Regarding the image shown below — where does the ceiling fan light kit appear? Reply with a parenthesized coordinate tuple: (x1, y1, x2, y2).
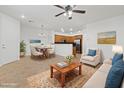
(54, 5, 86, 20)
(63, 13, 67, 16)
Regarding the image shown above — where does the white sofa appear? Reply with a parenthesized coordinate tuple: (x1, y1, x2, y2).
(83, 59, 124, 88)
(80, 49, 101, 67)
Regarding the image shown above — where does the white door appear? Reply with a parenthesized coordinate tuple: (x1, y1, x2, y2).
(0, 13, 20, 65)
(0, 15, 2, 64)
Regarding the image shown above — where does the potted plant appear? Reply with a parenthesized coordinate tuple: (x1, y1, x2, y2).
(65, 55, 74, 64)
(20, 40, 26, 57)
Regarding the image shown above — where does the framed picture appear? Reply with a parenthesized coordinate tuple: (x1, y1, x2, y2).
(30, 40, 41, 43)
(97, 31, 116, 44)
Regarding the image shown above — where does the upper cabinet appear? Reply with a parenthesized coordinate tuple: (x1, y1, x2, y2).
(55, 34, 82, 43)
(55, 35, 75, 43)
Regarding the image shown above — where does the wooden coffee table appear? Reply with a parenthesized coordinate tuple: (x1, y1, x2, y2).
(50, 62, 82, 87)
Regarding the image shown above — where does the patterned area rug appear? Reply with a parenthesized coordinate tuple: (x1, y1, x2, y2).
(23, 64, 101, 88)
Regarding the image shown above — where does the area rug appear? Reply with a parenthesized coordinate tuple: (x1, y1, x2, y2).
(24, 64, 101, 88)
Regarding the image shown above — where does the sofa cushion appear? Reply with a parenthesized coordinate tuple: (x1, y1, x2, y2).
(121, 79, 124, 88)
(112, 53, 123, 65)
(82, 56, 95, 62)
(98, 63, 112, 73)
(83, 70, 108, 88)
(105, 60, 124, 88)
(87, 49, 96, 56)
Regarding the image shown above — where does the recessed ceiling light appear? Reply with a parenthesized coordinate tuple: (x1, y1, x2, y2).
(21, 15, 25, 19)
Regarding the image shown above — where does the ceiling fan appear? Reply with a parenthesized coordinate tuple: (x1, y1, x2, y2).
(54, 5, 86, 20)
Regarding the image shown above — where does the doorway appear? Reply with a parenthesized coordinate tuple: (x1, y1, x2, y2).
(74, 35, 83, 54)
(74, 39, 82, 54)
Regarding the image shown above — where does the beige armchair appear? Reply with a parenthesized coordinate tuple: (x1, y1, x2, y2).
(30, 46, 43, 58)
(80, 49, 101, 67)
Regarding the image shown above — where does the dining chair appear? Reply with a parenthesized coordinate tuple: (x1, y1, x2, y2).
(30, 45, 44, 59)
(48, 45, 55, 57)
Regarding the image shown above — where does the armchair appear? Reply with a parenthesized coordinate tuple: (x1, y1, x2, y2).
(80, 49, 101, 67)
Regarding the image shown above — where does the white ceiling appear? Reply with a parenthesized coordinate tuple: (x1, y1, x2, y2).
(0, 5, 124, 33)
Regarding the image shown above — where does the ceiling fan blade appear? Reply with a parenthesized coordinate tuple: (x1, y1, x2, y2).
(54, 5, 65, 10)
(55, 12, 65, 17)
(73, 10, 86, 14)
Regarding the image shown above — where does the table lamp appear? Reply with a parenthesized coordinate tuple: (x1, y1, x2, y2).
(112, 45, 123, 54)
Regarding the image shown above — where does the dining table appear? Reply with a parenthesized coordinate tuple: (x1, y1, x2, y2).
(35, 46, 52, 58)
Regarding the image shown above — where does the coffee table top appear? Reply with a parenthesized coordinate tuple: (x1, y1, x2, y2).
(50, 62, 81, 73)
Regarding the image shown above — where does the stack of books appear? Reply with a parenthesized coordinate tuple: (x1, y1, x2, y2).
(56, 62, 68, 68)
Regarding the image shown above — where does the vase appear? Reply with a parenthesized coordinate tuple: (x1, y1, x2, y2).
(67, 60, 72, 65)
(20, 52, 25, 57)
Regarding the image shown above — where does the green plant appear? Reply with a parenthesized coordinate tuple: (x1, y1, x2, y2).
(20, 40, 26, 53)
(66, 55, 74, 64)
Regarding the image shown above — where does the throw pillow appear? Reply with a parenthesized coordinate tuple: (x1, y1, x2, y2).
(112, 53, 123, 65)
(87, 49, 96, 56)
(105, 60, 124, 88)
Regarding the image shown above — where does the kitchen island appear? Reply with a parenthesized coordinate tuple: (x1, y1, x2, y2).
(55, 43, 74, 57)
